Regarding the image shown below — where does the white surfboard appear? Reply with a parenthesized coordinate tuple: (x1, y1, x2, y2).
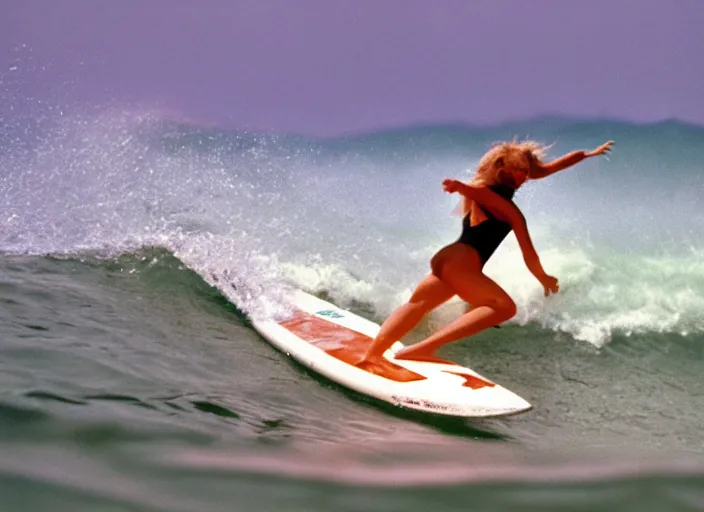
(250, 289, 532, 418)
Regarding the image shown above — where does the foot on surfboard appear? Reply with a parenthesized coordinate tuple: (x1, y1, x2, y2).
(354, 356, 426, 382)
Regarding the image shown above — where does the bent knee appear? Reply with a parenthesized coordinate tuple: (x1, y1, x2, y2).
(491, 296, 517, 321)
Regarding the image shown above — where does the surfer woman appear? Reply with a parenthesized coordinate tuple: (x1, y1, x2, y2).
(355, 139, 614, 369)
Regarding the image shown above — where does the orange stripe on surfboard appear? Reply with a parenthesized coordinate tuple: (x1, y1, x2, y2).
(279, 309, 495, 390)
(279, 309, 427, 383)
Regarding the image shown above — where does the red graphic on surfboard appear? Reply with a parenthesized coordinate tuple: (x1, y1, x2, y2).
(279, 308, 494, 389)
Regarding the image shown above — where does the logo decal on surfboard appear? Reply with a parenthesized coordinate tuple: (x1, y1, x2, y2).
(316, 309, 344, 319)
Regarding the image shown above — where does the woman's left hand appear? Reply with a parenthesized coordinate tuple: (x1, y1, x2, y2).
(442, 178, 463, 194)
(586, 140, 614, 158)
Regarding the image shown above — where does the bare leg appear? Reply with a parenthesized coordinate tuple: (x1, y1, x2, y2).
(395, 265, 516, 361)
(355, 274, 454, 365)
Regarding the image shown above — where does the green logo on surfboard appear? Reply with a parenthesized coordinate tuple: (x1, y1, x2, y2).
(316, 309, 344, 319)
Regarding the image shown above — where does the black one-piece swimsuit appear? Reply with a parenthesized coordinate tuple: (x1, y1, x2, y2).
(456, 184, 516, 265)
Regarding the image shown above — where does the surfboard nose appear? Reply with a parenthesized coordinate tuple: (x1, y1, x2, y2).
(444, 384, 532, 418)
(486, 388, 533, 416)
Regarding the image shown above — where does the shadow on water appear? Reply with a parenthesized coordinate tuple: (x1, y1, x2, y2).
(278, 355, 512, 442)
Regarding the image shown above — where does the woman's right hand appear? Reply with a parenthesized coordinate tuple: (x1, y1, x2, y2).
(539, 274, 560, 296)
(585, 140, 614, 158)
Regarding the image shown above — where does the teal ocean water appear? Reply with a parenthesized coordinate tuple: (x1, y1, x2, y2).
(1, 109, 704, 511)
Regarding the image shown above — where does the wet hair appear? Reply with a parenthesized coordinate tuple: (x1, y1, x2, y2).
(470, 139, 550, 188)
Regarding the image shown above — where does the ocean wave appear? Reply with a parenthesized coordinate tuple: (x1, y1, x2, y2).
(30, 241, 704, 350)
(2, 109, 704, 347)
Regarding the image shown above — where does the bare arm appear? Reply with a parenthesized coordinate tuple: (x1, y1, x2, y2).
(530, 140, 614, 180)
(445, 180, 558, 294)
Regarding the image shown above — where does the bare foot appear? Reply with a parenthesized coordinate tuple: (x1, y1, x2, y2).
(356, 357, 387, 375)
(354, 355, 426, 382)
(354, 352, 389, 370)
(347, 353, 367, 367)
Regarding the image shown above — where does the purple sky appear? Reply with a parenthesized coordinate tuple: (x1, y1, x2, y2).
(3, 0, 704, 136)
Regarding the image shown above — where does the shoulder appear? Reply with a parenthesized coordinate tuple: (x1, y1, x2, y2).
(488, 183, 516, 200)
(471, 185, 524, 224)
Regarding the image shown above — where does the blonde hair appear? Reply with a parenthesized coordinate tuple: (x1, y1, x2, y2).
(470, 139, 550, 187)
(460, 139, 550, 218)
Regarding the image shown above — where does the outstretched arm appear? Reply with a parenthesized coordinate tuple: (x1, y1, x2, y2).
(443, 180, 559, 295)
(530, 140, 614, 180)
